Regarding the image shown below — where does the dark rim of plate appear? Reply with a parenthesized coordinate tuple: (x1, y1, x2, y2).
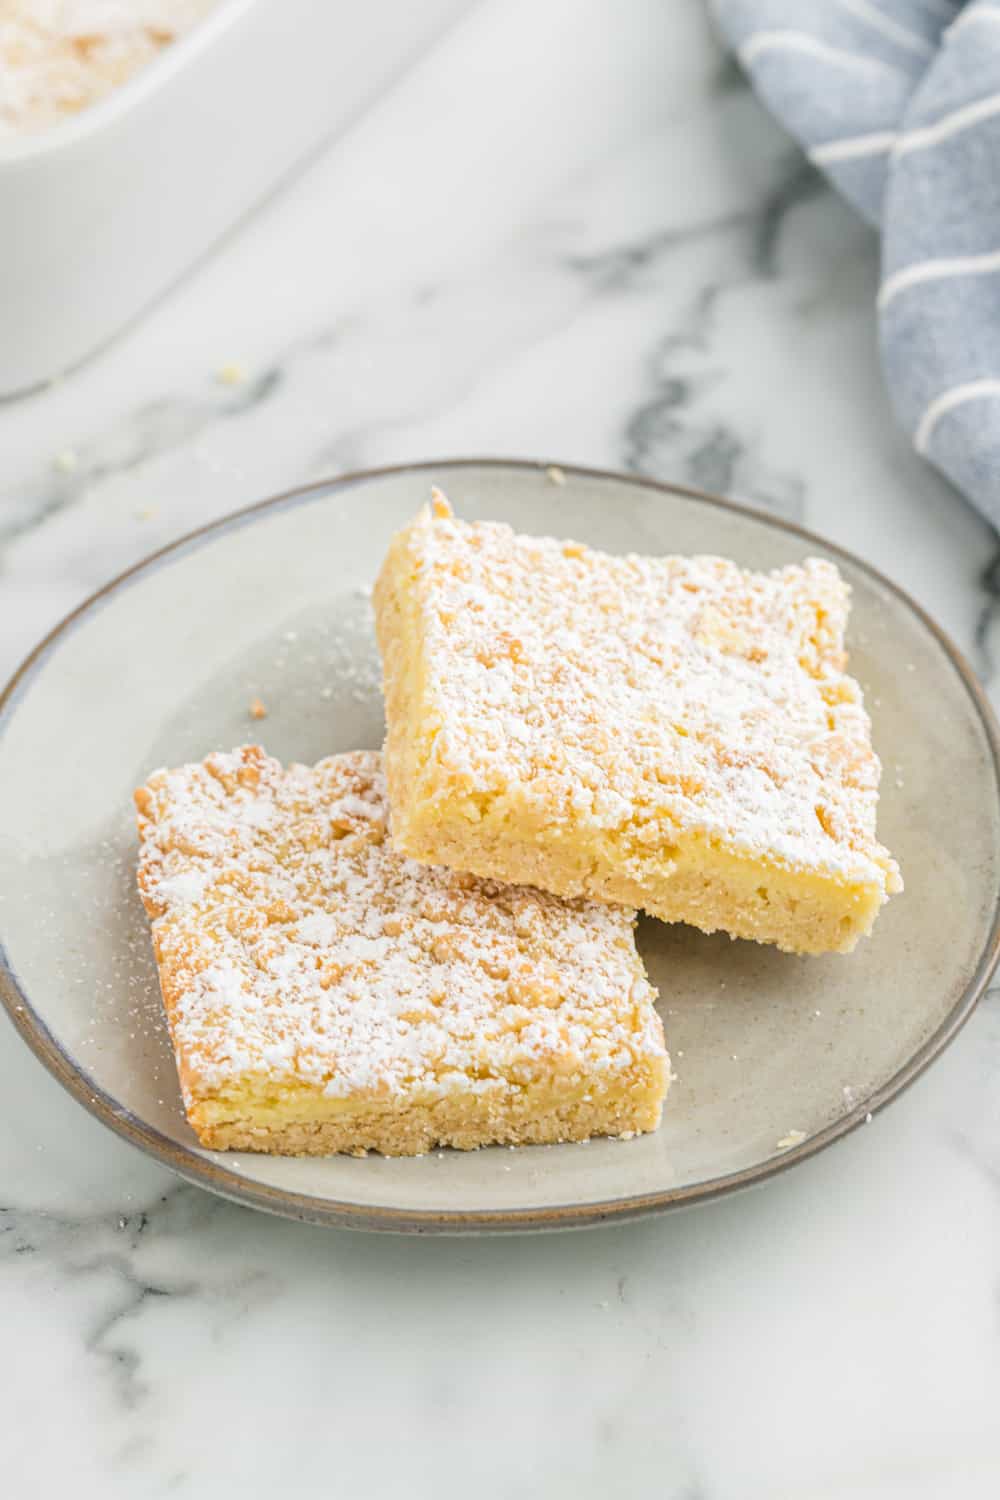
(2, 459, 999, 1233)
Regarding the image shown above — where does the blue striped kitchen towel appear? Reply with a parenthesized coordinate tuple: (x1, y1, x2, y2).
(710, 0, 1000, 523)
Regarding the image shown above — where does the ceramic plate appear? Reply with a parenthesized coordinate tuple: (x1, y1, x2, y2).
(2, 461, 998, 1232)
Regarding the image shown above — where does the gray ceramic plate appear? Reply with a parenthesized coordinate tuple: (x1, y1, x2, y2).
(2, 461, 998, 1233)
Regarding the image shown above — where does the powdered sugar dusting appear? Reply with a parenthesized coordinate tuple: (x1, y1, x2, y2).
(135, 747, 665, 1103)
(389, 499, 900, 890)
(154, 869, 209, 906)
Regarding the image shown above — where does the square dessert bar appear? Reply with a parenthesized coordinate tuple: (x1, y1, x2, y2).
(135, 747, 668, 1156)
(374, 494, 901, 955)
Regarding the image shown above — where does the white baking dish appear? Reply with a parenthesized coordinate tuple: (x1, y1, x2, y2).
(0, 0, 474, 397)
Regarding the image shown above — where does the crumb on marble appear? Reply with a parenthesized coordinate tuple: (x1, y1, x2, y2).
(776, 1129, 806, 1150)
(217, 361, 246, 386)
(545, 464, 567, 486)
(248, 696, 268, 720)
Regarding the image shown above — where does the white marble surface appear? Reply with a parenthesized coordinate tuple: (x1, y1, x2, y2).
(1, 2, 999, 1495)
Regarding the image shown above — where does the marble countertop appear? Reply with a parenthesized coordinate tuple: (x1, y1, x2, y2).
(2, 3, 999, 1495)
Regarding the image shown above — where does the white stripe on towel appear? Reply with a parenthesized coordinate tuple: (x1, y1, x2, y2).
(896, 91, 1000, 156)
(947, 6, 1000, 42)
(834, 0, 934, 57)
(879, 249, 1000, 309)
(914, 378, 1000, 454)
(739, 30, 907, 76)
(811, 130, 896, 164)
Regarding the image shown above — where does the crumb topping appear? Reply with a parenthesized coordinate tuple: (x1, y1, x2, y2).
(394, 496, 900, 890)
(135, 748, 664, 1099)
(0, 1, 218, 137)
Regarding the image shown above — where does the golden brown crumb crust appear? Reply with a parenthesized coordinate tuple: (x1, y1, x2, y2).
(374, 495, 901, 955)
(135, 747, 668, 1156)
